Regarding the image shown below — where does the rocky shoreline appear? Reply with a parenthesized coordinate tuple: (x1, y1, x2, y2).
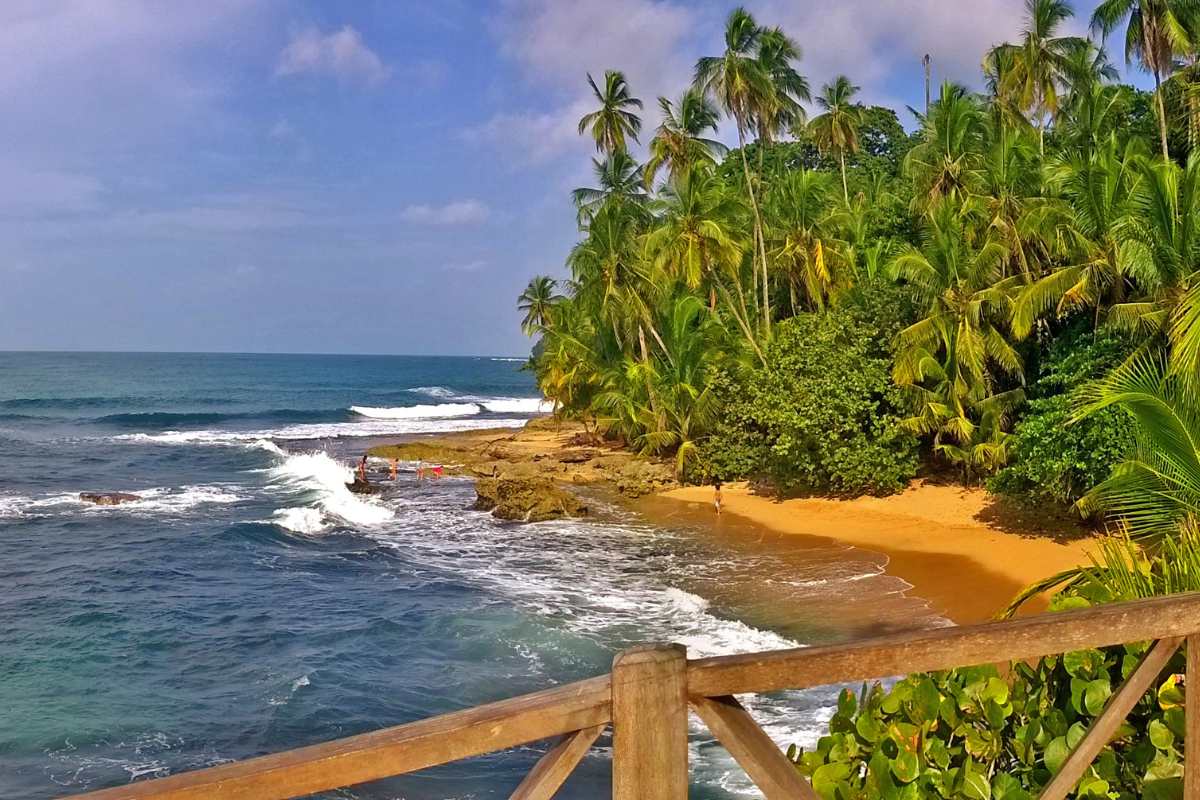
(367, 420, 677, 522)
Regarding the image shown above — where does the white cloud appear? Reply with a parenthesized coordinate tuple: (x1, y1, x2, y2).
(400, 199, 491, 227)
(469, 0, 701, 163)
(275, 25, 390, 85)
(270, 117, 294, 137)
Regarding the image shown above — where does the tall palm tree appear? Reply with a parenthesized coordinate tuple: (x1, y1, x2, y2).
(808, 76, 865, 202)
(754, 26, 811, 141)
(644, 89, 726, 187)
(1092, 0, 1194, 159)
(578, 70, 643, 154)
(994, 0, 1089, 153)
(694, 7, 776, 334)
(518, 276, 562, 335)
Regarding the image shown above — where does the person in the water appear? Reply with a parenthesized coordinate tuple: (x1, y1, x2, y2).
(390, 458, 399, 480)
(358, 455, 368, 482)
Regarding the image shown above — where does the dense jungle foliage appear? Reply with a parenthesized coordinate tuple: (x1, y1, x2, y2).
(517, 0, 1200, 794)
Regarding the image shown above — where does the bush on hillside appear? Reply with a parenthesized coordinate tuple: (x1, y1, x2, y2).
(990, 325, 1136, 506)
(695, 281, 919, 494)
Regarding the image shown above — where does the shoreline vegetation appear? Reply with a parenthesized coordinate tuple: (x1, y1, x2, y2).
(500, 0, 1200, 792)
(370, 421, 1096, 625)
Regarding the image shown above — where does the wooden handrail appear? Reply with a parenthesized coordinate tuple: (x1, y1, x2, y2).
(64, 592, 1200, 800)
(688, 590, 1200, 697)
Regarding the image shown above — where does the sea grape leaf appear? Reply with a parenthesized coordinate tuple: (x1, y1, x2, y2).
(1149, 718, 1175, 750)
(1045, 736, 1071, 774)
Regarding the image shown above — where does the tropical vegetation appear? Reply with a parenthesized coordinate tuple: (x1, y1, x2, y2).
(516, 3, 1200, 795)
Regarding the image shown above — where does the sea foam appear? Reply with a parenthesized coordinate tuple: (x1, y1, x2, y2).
(268, 449, 393, 530)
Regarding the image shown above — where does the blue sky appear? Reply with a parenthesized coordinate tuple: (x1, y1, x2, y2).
(0, 0, 1121, 356)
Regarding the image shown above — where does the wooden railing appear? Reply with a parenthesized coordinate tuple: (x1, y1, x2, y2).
(66, 592, 1200, 800)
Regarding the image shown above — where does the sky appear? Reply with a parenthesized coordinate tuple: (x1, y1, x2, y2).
(0, 0, 1123, 356)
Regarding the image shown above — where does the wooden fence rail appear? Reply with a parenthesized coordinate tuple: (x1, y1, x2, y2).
(67, 592, 1200, 800)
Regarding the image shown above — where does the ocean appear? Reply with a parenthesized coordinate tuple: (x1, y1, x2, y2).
(0, 352, 943, 799)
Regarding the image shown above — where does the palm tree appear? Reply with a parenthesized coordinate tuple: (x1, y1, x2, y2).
(694, 7, 776, 334)
(578, 70, 643, 154)
(1105, 153, 1200, 388)
(1092, 0, 1193, 159)
(754, 26, 811, 141)
(994, 0, 1089, 153)
(518, 276, 562, 335)
(1012, 136, 1146, 337)
(905, 83, 989, 211)
(889, 205, 1026, 476)
(808, 77, 865, 202)
(572, 149, 650, 225)
(765, 170, 854, 311)
(644, 170, 764, 364)
(644, 89, 726, 187)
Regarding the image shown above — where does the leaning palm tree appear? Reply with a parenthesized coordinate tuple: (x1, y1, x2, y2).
(1092, 0, 1193, 159)
(694, 7, 776, 333)
(808, 76, 865, 202)
(644, 89, 726, 187)
(518, 276, 562, 336)
(578, 70, 643, 154)
(995, 0, 1089, 154)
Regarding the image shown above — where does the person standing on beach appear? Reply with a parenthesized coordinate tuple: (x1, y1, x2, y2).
(714, 482, 722, 515)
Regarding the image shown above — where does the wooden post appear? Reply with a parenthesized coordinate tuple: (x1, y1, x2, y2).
(611, 644, 688, 800)
(1188, 635, 1200, 799)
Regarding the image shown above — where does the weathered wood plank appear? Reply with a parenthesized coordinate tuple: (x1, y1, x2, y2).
(67, 676, 612, 800)
(509, 725, 606, 800)
(1039, 637, 1183, 800)
(611, 644, 688, 800)
(691, 695, 818, 800)
(689, 592, 1200, 697)
(1186, 635, 1200, 800)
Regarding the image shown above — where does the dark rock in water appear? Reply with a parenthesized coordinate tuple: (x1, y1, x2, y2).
(473, 476, 587, 522)
(79, 492, 142, 506)
(346, 480, 384, 495)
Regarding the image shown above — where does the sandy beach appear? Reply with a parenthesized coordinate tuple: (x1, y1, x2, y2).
(658, 481, 1099, 624)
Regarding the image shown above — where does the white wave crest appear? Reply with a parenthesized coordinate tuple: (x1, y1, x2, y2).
(351, 403, 480, 419)
(112, 417, 529, 446)
(0, 485, 247, 518)
(479, 398, 552, 414)
(268, 450, 393, 529)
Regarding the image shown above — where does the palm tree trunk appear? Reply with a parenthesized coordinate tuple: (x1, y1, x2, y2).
(737, 127, 771, 336)
(714, 279, 767, 366)
(1156, 71, 1170, 161)
(839, 151, 849, 202)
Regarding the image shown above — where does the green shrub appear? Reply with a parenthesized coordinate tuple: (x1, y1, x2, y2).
(695, 281, 919, 494)
(990, 326, 1136, 505)
(791, 621, 1187, 799)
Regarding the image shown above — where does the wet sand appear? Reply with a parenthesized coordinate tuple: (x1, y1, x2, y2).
(657, 481, 1099, 624)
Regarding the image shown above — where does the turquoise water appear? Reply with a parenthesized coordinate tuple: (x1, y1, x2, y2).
(0, 352, 938, 798)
